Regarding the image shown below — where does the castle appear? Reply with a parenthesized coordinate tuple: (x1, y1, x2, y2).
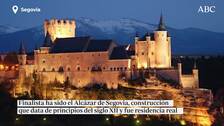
(16, 16, 199, 94)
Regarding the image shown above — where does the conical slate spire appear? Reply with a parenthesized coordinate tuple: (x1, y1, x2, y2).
(146, 32, 150, 36)
(135, 32, 139, 37)
(43, 31, 52, 47)
(19, 42, 26, 55)
(34, 44, 39, 50)
(157, 14, 166, 31)
(194, 60, 197, 69)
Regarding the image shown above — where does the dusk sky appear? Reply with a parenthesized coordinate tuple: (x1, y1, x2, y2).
(0, 0, 223, 33)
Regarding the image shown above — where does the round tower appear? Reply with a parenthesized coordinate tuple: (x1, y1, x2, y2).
(154, 14, 170, 68)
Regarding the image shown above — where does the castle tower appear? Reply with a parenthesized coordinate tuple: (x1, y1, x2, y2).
(17, 42, 27, 65)
(178, 62, 182, 86)
(44, 19, 76, 42)
(16, 42, 27, 95)
(193, 62, 199, 88)
(134, 32, 139, 42)
(154, 14, 171, 68)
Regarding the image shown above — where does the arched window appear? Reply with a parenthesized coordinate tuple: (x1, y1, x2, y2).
(58, 66, 64, 72)
(77, 67, 80, 71)
(52, 68, 55, 72)
(43, 68, 46, 72)
(67, 67, 71, 71)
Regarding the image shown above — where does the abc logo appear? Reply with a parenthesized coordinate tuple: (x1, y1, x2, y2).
(198, 6, 216, 13)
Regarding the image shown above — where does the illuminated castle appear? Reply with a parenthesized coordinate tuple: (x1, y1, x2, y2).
(135, 16, 171, 68)
(16, 15, 199, 94)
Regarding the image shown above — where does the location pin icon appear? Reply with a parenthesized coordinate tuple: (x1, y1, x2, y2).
(12, 5, 18, 14)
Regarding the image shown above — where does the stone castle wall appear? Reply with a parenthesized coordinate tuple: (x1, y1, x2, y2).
(41, 70, 131, 89)
(35, 51, 130, 73)
(33, 51, 131, 89)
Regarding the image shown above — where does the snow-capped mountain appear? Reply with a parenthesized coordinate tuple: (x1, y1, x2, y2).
(0, 25, 21, 35)
(77, 17, 156, 34)
(0, 18, 224, 55)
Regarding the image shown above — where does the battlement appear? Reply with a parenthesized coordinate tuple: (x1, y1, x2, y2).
(44, 19, 76, 42)
(44, 19, 75, 26)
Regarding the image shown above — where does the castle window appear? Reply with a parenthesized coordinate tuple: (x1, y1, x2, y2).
(98, 54, 100, 56)
(142, 52, 144, 55)
(91, 66, 102, 72)
(58, 66, 64, 72)
(110, 68, 113, 71)
(117, 67, 119, 71)
(43, 68, 46, 72)
(42, 60, 46, 63)
(120, 67, 123, 71)
(114, 68, 116, 71)
(67, 67, 71, 71)
(77, 67, 80, 71)
(124, 67, 127, 70)
(92, 54, 94, 56)
(52, 68, 55, 72)
(151, 52, 154, 55)
(103, 67, 106, 70)
(133, 65, 136, 69)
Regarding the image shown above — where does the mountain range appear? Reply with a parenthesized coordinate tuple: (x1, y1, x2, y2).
(0, 17, 224, 55)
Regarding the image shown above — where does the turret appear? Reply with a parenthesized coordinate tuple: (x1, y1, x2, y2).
(193, 61, 199, 88)
(134, 32, 139, 42)
(146, 32, 150, 42)
(17, 42, 27, 65)
(178, 61, 182, 86)
(34, 44, 39, 54)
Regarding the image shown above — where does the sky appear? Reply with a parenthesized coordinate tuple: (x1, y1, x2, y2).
(0, 0, 223, 33)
